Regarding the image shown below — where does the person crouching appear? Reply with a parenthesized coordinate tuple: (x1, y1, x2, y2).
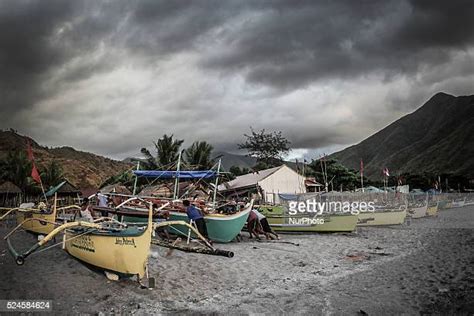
(183, 200, 210, 243)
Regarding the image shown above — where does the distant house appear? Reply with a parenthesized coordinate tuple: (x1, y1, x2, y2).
(0, 181, 22, 207)
(218, 164, 306, 204)
(305, 177, 323, 192)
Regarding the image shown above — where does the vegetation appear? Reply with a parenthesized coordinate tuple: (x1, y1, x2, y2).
(100, 170, 135, 188)
(306, 158, 362, 191)
(238, 127, 291, 168)
(0, 150, 33, 192)
(184, 141, 214, 170)
(141, 134, 184, 169)
(40, 160, 64, 189)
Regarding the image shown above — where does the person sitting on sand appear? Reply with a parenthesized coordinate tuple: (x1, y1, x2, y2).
(183, 200, 210, 241)
(253, 208, 279, 240)
(79, 198, 94, 222)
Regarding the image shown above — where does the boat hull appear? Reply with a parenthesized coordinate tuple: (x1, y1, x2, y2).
(409, 205, 428, 218)
(426, 203, 439, 216)
(167, 209, 251, 243)
(64, 226, 151, 278)
(16, 212, 56, 235)
(357, 209, 407, 226)
(259, 206, 357, 232)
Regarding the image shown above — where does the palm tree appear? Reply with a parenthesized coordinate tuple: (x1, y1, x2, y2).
(184, 141, 214, 170)
(141, 134, 184, 169)
(41, 161, 64, 189)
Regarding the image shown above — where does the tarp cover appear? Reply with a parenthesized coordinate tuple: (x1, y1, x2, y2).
(133, 170, 217, 179)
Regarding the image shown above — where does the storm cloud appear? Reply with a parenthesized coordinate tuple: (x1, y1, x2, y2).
(1, 0, 473, 159)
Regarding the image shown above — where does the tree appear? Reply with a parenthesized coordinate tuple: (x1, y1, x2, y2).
(141, 134, 184, 169)
(41, 160, 64, 188)
(0, 150, 32, 192)
(228, 165, 250, 180)
(306, 158, 360, 191)
(238, 127, 291, 167)
(100, 170, 135, 189)
(184, 141, 214, 170)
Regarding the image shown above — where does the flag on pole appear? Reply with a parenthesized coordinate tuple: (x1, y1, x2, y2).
(31, 164, 42, 184)
(360, 159, 364, 176)
(383, 167, 390, 177)
(26, 139, 42, 183)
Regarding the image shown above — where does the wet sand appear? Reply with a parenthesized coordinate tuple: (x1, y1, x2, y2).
(1, 207, 473, 315)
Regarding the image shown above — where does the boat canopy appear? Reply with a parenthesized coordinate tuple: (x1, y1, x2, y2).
(133, 170, 218, 179)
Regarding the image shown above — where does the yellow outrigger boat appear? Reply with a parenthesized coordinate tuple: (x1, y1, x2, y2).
(357, 208, 407, 226)
(5, 198, 227, 285)
(426, 202, 439, 217)
(6, 198, 157, 282)
(0, 195, 80, 235)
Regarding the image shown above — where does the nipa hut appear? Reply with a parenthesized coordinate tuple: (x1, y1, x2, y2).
(45, 179, 81, 206)
(0, 181, 22, 207)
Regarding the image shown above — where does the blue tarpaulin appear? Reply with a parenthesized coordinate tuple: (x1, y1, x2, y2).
(133, 170, 217, 179)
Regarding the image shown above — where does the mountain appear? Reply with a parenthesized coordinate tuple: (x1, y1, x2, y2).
(212, 151, 257, 171)
(0, 130, 132, 188)
(330, 92, 474, 179)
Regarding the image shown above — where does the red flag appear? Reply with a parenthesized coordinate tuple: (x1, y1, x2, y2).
(26, 139, 34, 161)
(31, 164, 41, 184)
(360, 159, 364, 175)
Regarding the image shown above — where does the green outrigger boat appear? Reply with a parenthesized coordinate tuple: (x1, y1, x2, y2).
(96, 200, 253, 243)
(166, 202, 252, 243)
(258, 205, 358, 232)
(103, 166, 253, 243)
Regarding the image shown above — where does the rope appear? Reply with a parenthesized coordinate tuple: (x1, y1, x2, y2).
(30, 228, 98, 256)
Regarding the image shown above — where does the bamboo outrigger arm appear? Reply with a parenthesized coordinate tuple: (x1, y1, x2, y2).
(153, 220, 234, 257)
(5, 221, 102, 266)
(0, 206, 49, 221)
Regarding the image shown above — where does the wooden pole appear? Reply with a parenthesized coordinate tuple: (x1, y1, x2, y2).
(212, 158, 221, 209)
(132, 161, 140, 196)
(173, 151, 182, 200)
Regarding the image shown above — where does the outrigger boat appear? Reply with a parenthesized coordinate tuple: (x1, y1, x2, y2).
(450, 198, 466, 208)
(5, 197, 230, 285)
(6, 198, 159, 283)
(166, 201, 252, 242)
(125, 164, 252, 243)
(408, 204, 428, 218)
(258, 205, 358, 233)
(92, 198, 253, 243)
(0, 195, 80, 235)
(357, 207, 407, 226)
(426, 202, 439, 216)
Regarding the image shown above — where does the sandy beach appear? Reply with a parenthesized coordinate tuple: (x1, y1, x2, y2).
(1, 206, 473, 315)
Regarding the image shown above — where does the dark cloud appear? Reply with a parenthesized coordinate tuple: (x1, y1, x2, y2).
(202, 0, 474, 88)
(0, 0, 473, 159)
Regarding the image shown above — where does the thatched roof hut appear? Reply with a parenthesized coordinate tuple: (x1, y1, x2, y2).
(45, 180, 81, 197)
(0, 181, 21, 194)
(0, 181, 21, 207)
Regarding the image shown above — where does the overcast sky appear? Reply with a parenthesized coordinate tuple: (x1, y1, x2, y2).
(1, 0, 473, 160)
